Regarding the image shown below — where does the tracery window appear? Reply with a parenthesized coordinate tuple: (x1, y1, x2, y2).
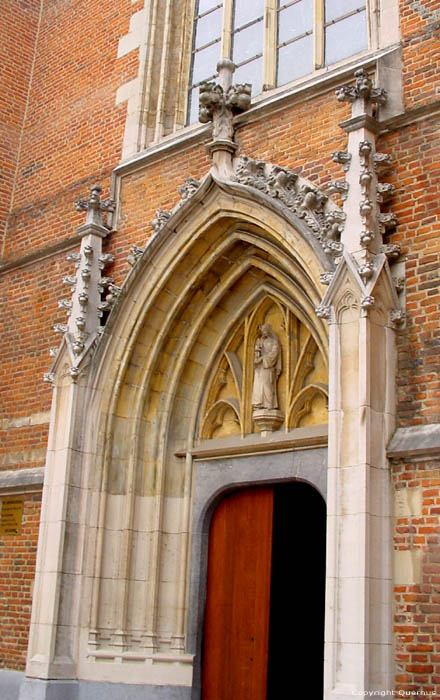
(187, 0, 368, 123)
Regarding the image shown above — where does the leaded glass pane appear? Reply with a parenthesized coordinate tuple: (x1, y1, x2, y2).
(191, 42, 220, 84)
(232, 19, 264, 65)
(278, 1, 313, 44)
(325, 10, 367, 65)
(188, 86, 200, 125)
(277, 33, 313, 86)
(325, 0, 365, 23)
(197, 0, 222, 15)
(234, 56, 263, 96)
(194, 6, 222, 48)
(233, 0, 264, 28)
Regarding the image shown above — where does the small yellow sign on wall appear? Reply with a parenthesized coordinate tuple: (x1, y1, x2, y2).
(0, 497, 24, 536)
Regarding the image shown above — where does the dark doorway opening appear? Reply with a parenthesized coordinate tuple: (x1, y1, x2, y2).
(267, 481, 326, 698)
(201, 481, 326, 700)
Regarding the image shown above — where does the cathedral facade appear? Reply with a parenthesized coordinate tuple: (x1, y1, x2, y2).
(1, 1, 440, 698)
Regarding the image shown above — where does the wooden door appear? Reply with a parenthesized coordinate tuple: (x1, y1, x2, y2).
(201, 488, 273, 700)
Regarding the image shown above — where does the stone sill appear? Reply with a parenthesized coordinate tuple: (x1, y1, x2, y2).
(387, 423, 440, 460)
(0, 466, 44, 494)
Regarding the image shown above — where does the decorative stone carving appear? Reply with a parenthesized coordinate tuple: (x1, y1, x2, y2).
(58, 299, 72, 312)
(251, 324, 282, 411)
(376, 183, 395, 203)
(200, 59, 251, 176)
(97, 276, 113, 294)
(46, 184, 116, 384)
(98, 253, 115, 269)
(152, 209, 171, 234)
(43, 372, 55, 386)
(66, 252, 81, 267)
(127, 245, 145, 267)
(331, 151, 352, 171)
(382, 243, 401, 260)
(320, 272, 334, 286)
(328, 180, 349, 200)
(315, 304, 331, 319)
(378, 213, 398, 234)
(360, 294, 375, 310)
(358, 262, 375, 281)
(199, 59, 251, 143)
(390, 308, 406, 327)
(178, 177, 200, 201)
(75, 184, 115, 222)
(233, 154, 341, 257)
(336, 68, 387, 104)
(373, 152, 392, 171)
(200, 297, 328, 439)
(62, 275, 77, 291)
(393, 276, 405, 294)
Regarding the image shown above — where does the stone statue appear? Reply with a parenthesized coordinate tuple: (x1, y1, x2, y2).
(251, 324, 282, 410)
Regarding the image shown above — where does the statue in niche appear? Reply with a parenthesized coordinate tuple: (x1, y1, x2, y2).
(251, 324, 282, 410)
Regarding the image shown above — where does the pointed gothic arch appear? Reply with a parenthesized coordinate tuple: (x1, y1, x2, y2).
(46, 173, 330, 684)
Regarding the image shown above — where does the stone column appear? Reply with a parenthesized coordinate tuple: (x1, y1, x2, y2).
(317, 70, 402, 698)
(22, 187, 115, 697)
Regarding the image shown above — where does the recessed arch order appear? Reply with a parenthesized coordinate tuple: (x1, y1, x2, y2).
(80, 170, 333, 676)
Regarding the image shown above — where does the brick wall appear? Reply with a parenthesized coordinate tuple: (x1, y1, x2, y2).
(0, 0, 439, 687)
(393, 459, 440, 694)
(0, 0, 40, 246)
(0, 493, 41, 671)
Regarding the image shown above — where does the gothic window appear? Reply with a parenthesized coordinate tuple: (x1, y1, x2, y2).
(187, 0, 368, 124)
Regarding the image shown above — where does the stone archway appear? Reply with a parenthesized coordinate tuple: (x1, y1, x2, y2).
(24, 130, 397, 699)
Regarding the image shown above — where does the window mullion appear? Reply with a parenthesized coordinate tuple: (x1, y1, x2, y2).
(314, 0, 324, 69)
(221, 0, 234, 60)
(263, 0, 277, 90)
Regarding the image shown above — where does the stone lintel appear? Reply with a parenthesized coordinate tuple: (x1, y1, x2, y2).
(387, 423, 440, 460)
(339, 113, 381, 134)
(176, 424, 328, 460)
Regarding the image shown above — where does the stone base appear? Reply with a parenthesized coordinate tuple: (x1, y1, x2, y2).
(0, 669, 24, 700)
(252, 408, 284, 436)
(18, 678, 192, 700)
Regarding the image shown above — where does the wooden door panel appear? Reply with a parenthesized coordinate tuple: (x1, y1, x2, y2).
(202, 487, 273, 700)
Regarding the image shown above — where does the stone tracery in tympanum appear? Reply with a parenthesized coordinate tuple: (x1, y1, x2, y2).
(200, 295, 328, 440)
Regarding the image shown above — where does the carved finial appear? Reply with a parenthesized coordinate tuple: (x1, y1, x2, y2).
(76, 184, 115, 229)
(200, 60, 251, 176)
